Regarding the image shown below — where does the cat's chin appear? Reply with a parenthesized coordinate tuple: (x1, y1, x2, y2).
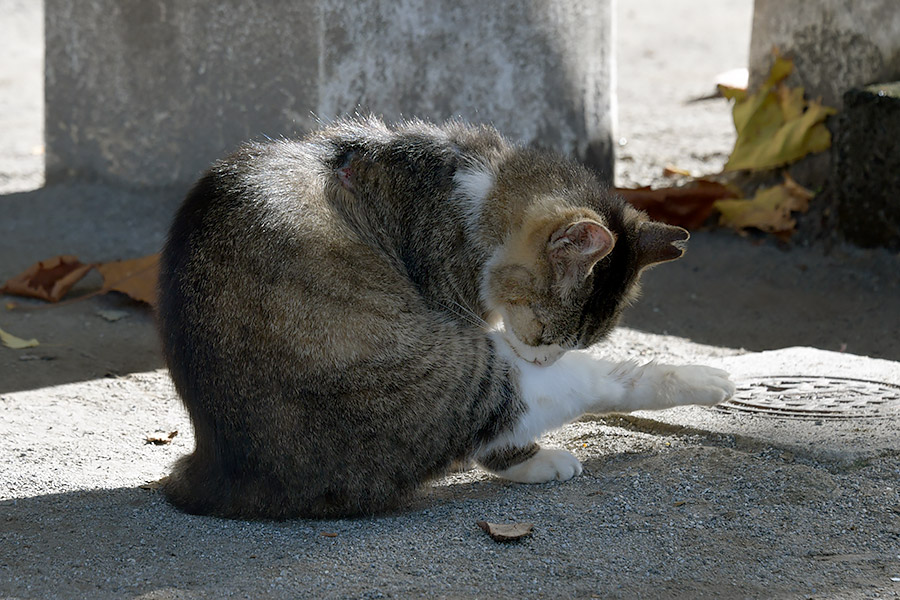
(501, 335, 566, 367)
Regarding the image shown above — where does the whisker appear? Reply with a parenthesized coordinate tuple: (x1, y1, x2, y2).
(451, 299, 489, 329)
(434, 298, 489, 330)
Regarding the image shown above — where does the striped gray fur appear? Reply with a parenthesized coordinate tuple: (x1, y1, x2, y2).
(157, 117, 688, 519)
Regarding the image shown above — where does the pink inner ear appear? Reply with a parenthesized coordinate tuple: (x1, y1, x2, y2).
(335, 152, 356, 191)
(553, 220, 615, 259)
(336, 165, 353, 189)
(548, 220, 616, 293)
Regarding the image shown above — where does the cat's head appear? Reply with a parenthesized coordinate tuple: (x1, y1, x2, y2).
(482, 196, 688, 366)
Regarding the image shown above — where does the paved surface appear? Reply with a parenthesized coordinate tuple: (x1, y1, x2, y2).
(2, 1, 900, 599)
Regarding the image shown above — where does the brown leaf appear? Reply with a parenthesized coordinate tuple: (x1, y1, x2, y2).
(145, 430, 178, 445)
(617, 180, 740, 229)
(1, 255, 94, 302)
(476, 521, 534, 542)
(139, 476, 169, 491)
(96, 254, 160, 306)
(714, 173, 813, 235)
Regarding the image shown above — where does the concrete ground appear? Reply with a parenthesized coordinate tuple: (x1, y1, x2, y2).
(2, 1, 899, 598)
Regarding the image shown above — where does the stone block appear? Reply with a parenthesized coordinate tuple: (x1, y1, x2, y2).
(749, 0, 900, 111)
(749, 0, 900, 242)
(834, 82, 900, 249)
(45, 0, 614, 188)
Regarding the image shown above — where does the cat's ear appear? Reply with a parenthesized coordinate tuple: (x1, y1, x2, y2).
(636, 221, 689, 269)
(548, 219, 615, 294)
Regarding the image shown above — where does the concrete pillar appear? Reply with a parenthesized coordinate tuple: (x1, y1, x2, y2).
(45, 1, 614, 188)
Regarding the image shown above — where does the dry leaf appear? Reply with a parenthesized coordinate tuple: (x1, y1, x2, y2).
(139, 476, 169, 491)
(724, 51, 836, 172)
(476, 521, 534, 542)
(96, 254, 160, 306)
(1, 255, 94, 302)
(662, 165, 693, 177)
(714, 174, 814, 234)
(0, 326, 39, 349)
(617, 179, 740, 229)
(95, 309, 130, 322)
(714, 67, 748, 97)
(145, 430, 178, 445)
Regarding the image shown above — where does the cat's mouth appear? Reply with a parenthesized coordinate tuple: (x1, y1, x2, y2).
(501, 334, 565, 367)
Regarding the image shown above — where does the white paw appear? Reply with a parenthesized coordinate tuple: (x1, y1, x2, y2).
(666, 365, 736, 407)
(494, 448, 583, 484)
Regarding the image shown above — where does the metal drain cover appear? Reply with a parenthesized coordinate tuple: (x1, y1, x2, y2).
(716, 375, 900, 419)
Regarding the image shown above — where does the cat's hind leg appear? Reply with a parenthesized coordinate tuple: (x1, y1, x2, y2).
(477, 442, 583, 483)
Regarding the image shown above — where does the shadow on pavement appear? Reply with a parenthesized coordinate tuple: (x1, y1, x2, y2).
(1, 184, 181, 394)
(623, 231, 900, 361)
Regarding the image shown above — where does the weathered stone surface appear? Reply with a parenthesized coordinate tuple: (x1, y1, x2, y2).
(834, 82, 900, 249)
(45, 1, 321, 187)
(45, 1, 613, 188)
(749, 0, 900, 238)
(749, 0, 900, 111)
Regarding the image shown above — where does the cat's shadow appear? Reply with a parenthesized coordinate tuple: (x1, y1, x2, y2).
(0, 475, 531, 596)
(0, 485, 437, 595)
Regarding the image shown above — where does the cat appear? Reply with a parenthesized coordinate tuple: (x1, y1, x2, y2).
(157, 117, 734, 519)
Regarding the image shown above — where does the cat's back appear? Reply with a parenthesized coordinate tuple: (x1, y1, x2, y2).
(157, 133, 410, 386)
(164, 139, 334, 263)
(156, 122, 506, 518)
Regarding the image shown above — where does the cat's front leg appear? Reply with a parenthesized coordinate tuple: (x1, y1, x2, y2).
(486, 341, 735, 452)
(477, 442, 582, 484)
(626, 363, 735, 410)
(599, 361, 735, 412)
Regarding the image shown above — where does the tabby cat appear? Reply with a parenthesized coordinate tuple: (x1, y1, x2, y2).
(157, 117, 734, 519)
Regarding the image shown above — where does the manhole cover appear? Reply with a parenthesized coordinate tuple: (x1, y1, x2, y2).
(716, 375, 900, 420)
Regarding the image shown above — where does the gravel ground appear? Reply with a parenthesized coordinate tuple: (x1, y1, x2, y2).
(2, 1, 900, 599)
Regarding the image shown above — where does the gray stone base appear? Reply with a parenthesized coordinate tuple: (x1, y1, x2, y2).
(835, 83, 900, 249)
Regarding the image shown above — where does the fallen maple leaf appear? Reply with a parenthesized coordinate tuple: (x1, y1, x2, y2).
(723, 51, 836, 172)
(714, 174, 814, 234)
(0, 325, 39, 349)
(617, 179, 740, 229)
(96, 254, 160, 306)
(0, 255, 94, 302)
(476, 521, 534, 542)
